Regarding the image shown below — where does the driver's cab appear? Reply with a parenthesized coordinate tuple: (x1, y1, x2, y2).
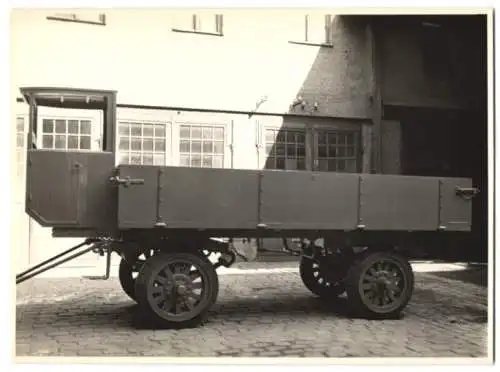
(20, 87, 119, 236)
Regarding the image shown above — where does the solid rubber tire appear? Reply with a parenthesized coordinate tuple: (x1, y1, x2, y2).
(299, 256, 345, 298)
(134, 252, 219, 329)
(345, 251, 415, 319)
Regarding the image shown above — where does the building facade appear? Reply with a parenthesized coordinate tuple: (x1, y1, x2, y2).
(10, 10, 488, 274)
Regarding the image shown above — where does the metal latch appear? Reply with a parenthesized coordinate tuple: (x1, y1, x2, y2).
(455, 186, 480, 200)
(109, 175, 145, 188)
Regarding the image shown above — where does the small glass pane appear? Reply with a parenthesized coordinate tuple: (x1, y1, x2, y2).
(43, 119, 54, 133)
(16, 117, 25, 133)
(346, 133, 355, 145)
(202, 127, 213, 139)
(286, 131, 296, 142)
(191, 127, 202, 139)
(203, 142, 213, 153)
(179, 140, 190, 153)
(346, 146, 355, 157)
(297, 158, 306, 170)
(143, 154, 154, 165)
(79, 136, 91, 149)
(318, 159, 328, 172)
(285, 158, 297, 170)
(213, 155, 223, 168)
(329, 133, 338, 145)
(297, 145, 305, 157)
(119, 138, 130, 150)
(155, 126, 166, 137)
(55, 135, 66, 149)
(213, 127, 224, 140)
(179, 155, 190, 166)
(131, 138, 141, 151)
(68, 120, 79, 134)
(328, 146, 338, 157)
(180, 125, 190, 139)
(338, 133, 347, 145)
(337, 160, 345, 172)
(117, 153, 129, 165)
(265, 144, 274, 155)
(214, 141, 224, 154)
(346, 160, 357, 173)
(80, 120, 91, 135)
(337, 146, 345, 157)
(265, 130, 276, 142)
(130, 123, 141, 136)
(318, 145, 327, 158)
(118, 124, 130, 136)
(16, 133, 24, 148)
(276, 157, 285, 169)
(191, 155, 202, 167)
(191, 141, 202, 153)
(68, 135, 79, 149)
(143, 124, 154, 137)
(296, 132, 306, 144)
(143, 139, 153, 151)
(286, 144, 296, 157)
(276, 144, 285, 156)
(42, 135, 53, 148)
(130, 153, 141, 165)
(318, 132, 327, 145)
(276, 131, 286, 142)
(55, 120, 66, 134)
(202, 156, 212, 168)
(154, 139, 165, 151)
(154, 153, 165, 166)
(265, 157, 275, 169)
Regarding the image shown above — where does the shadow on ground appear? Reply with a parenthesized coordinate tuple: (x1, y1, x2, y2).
(426, 264, 487, 287)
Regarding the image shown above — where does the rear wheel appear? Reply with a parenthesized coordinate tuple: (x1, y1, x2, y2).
(299, 256, 345, 298)
(134, 252, 219, 329)
(345, 251, 414, 319)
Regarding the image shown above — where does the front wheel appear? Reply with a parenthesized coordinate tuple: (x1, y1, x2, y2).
(134, 252, 219, 329)
(345, 251, 414, 319)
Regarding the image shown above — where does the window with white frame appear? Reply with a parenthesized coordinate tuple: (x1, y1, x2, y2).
(118, 121, 168, 165)
(40, 118, 97, 151)
(172, 13, 223, 36)
(14, 116, 27, 202)
(291, 14, 333, 46)
(315, 130, 358, 173)
(264, 127, 307, 171)
(179, 124, 225, 168)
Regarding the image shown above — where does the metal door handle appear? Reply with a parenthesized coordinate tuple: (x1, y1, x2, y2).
(109, 176, 145, 188)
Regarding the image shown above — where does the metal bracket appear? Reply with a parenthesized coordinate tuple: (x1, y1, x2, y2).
(455, 186, 480, 200)
(109, 175, 145, 188)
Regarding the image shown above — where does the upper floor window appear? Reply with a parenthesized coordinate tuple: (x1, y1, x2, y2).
(118, 121, 168, 166)
(47, 11, 106, 26)
(290, 14, 334, 47)
(264, 128, 307, 171)
(172, 13, 223, 36)
(179, 124, 225, 168)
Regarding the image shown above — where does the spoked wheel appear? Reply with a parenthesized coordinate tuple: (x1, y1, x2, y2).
(345, 251, 414, 319)
(119, 248, 158, 302)
(299, 256, 345, 298)
(134, 252, 219, 329)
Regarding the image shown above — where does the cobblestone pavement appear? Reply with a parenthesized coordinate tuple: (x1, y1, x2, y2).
(16, 263, 488, 359)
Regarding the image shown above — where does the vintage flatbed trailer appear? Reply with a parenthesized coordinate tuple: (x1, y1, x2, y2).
(15, 87, 480, 329)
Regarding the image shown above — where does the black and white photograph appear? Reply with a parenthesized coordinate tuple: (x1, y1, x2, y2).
(7, 2, 494, 368)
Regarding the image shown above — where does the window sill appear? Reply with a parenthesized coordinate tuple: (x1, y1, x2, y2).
(288, 40, 333, 48)
(171, 28, 223, 37)
(46, 16, 106, 26)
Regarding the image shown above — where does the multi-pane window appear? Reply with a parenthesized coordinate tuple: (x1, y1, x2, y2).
(40, 118, 93, 151)
(173, 14, 223, 35)
(316, 130, 358, 173)
(118, 121, 167, 165)
(264, 128, 306, 170)
(14, 117, 27, 202)
(179, 124, 224, 168)
(294, 14, 333, 45)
